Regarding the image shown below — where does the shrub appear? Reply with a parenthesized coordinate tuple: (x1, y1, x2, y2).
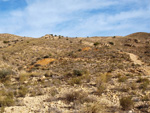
(142, 95, 150, 101)
(50, 87, 58, 97)
(78, 49, 82, 51)
(120, 86, 130, 92)
(30, 88, 44, 97)
(0, 90, 14, 107)
(139, 82, 149, 90)
(93, 42, 100, 47)
(68, 77, 82, 86)
(17, 86, 28, 97)
(82, 102, 105, 113)
(73, 70, 83, 76)
(96, 73, 112, 86)
(19, 72, 30, 83)
(137, 77, 150, 84)
(64, 91, 92, 104)
(118, 76, 127, 82)
(96, 85, 106, 95)
(95, 73, 112, 95)
(0, 68, 13, 82)
(109, 42, 114, 45)
(83, 73, 91, 82)
(3, 41, 9, 44)
(120, 96, 134, 110)
(112, 36, 116, 38)
(130, 83, 137, 90)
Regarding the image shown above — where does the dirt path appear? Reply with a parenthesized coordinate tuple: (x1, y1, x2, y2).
(127, 53, 144, 65)
(127, 53, 150, 76)
(82, 41, 94, 46)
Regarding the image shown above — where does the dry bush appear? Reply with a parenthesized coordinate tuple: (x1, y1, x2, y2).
(120, 96, 134, 110)
(81, 102, 105, 113)
(95, 73, 112, 95)
(30, 88, 44, 97)
(137, 77, 150, 84)
(118, 76, 127, 82)
(67, 70, 90, 85)
(64, 91, 93, 104)
(50, 87, 58, 97)
(142, 95, 150, 101)
(130, 83, 137, 90)
(0, 68, 14, 83)
(19, 72, 31, 83)
(68, 77, 82, 85)
(96, 73, 112, 86)
(0, 89, 14, 107)
(139, 82, 149, 90)
(137, 78, 150, 91)
(17, 86, 28, 97)
(96, 85, 106, 95)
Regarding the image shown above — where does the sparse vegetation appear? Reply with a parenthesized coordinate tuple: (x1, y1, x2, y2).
(0, 32, 150, 112)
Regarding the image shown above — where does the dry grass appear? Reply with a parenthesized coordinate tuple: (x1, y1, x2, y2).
(0, 89, 15, 107)
(81, 102, 106, 113)
(63, 91, 93, 104)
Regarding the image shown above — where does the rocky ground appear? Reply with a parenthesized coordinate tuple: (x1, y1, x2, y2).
(0, 32, 150, 113)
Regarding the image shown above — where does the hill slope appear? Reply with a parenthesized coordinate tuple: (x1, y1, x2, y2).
(0, 32, 150, 113)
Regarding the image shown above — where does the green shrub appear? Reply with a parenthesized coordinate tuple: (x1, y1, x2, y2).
(109, 42, 114, 45)
(120, 96, 134, 110)
(93, 42, 100, 47)
(73, 70, 83, 76)
(3, 41, 9, 44)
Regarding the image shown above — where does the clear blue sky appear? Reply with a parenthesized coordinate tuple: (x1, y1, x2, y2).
(0, 0, 150, 37)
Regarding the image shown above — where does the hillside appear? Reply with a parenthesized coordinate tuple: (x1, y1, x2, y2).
(0, 32, 150, 113)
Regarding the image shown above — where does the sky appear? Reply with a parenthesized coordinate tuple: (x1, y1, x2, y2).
(0, 0, 150, 38)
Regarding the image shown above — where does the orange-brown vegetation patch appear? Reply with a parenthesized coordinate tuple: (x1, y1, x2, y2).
(36, 58, 56, 66)
(27, 58, 56, 71)
(82, 47, 92, 51)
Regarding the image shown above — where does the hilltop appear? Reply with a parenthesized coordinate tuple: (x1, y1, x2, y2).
(0, 32, 150, 113)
